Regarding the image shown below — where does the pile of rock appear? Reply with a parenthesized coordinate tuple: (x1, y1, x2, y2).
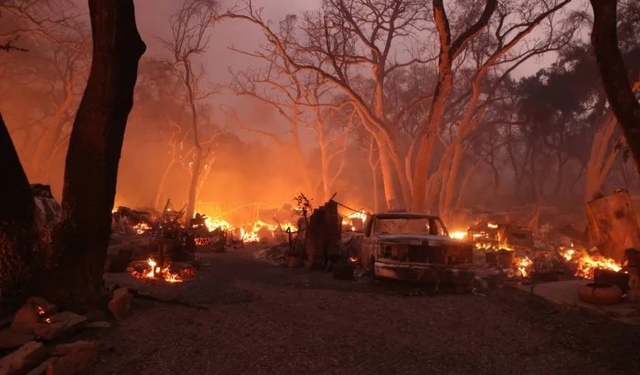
(0, 288, 133, 375)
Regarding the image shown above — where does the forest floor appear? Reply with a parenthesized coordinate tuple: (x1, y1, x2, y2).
(92, 246, 640, 375)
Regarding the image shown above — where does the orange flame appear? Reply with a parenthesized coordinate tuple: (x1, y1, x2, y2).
(204, 217, 297, 243)
(516, 257, 533, 278)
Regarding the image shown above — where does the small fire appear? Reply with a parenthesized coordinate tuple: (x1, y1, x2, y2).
(449, 231, 467, 240)
(342, 210, 367, 231)
(575, 254, 622, 279)
(44, 317, 52, 324)
(132, 222, 151, 235)
(557, 246, 622, 279)
(36, 306, 45, 316)
(516, 257, 533, 278)
(487, 223, 498, 229)
(132, 258, 184, 283)
(349, 257, 359, 263)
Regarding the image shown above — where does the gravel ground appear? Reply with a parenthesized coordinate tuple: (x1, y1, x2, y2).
(93, 246, 640, 375)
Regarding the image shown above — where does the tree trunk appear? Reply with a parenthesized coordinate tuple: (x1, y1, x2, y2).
(44, 0, 145, 310)
(0, 114, 36, 299)
(377, 137, 404, 210)
(186, 147, 203, 222)
(368, 136, 381, 213)
(585, 114, 618, 201)
(590, 0, 640, 174)
(154, 158, 176, 211)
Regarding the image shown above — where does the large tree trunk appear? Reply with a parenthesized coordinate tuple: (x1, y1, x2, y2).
(377, 137, 404, 210)
(590, 0, 640, 174)
(585, 114, 619, 201)
(44, 0, 145, 310)
(0, 114, 36, 299)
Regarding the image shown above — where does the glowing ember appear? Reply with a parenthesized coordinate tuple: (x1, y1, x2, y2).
(36, 306, 45, 316)
(132, 258, 184, 283)
(44, 317, 52, 324)
(349, 257, 359, 263)
(487, 223, 498, 229)
(132, 222, 151, 235)
(449, 231, 467, 240)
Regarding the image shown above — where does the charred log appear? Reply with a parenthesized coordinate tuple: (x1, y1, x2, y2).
(42, 0, 146, 310)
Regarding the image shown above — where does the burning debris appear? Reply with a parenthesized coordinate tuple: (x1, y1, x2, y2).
(130, 258, 194, 283)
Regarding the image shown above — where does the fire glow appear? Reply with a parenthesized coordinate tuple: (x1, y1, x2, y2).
(449, 231, 467, 240)
(203, 217, 297, 243)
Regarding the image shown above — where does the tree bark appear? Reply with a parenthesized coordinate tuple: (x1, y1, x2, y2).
(590, 0, 640, 174)
(412, 0, 497, 212)
(44, 0, 145, 310)
(0, 114, 36, 298)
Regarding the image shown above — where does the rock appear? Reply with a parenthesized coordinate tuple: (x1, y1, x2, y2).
(34, 312, 87, 341)
(47, 341, 98, 375)
(25, 298, 56, 315)
(0, 329, 33, 349)
(10, 297, 56, 334)
(0, 341, 48, 375)
(10, 306, 40, 334)
(108, 288, 133, 320)
(85, 321, 110, 329)
(25, 359, 58, 375)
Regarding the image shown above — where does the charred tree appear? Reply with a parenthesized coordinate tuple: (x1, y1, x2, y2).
(43, 0, 146, 310)
(0, 114, 36, 299)
(590, 0, 640, 174)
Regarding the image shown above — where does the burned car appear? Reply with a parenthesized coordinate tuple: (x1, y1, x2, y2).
(357, 213, 473, 282)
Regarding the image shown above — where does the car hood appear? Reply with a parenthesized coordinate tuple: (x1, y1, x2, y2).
(373, 233, 455, 245)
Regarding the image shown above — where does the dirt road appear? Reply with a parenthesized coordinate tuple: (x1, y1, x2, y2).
(94, 246, 640, 375)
